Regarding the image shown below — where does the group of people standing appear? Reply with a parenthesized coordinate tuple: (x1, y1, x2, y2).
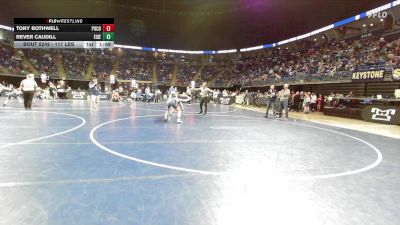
(263, 84, 323, 118)
(6, 75, 324, 123)
(264, 84, 291, 119)
(290, 91, 323, 114)
(2, 74, 73, 109)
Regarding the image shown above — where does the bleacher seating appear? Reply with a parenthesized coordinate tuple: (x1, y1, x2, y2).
(1, 31, 399, 87)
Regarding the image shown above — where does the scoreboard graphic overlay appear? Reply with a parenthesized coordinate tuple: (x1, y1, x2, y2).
(13, 18, 114, 49)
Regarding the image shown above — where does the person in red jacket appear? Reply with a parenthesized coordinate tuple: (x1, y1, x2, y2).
(317, 94, 323, 111)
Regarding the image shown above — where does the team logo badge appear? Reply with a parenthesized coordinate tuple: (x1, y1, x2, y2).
(72, 91, 85, 99)
(371, 108, 396, 122)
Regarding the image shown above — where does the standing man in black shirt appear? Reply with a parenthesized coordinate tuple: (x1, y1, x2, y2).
(264, 85, 277, 118)
(89, 77, 100, 111)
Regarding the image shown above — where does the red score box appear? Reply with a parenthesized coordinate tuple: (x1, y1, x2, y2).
(102, 24, 114, 32)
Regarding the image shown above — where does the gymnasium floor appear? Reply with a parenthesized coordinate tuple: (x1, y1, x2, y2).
(0, 99, 399, 225)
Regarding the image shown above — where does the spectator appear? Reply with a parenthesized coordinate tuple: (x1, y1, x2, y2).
(279, 84, 291, 119)
(292, 91, 300, 112)
(317, 94, 323, 111)
(304, 92, 311, 114)
(265, 85, 277, 118)
(310, 93, 317, 112)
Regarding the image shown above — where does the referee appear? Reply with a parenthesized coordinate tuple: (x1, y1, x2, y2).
(194, 82, 214, 115)
(20, 74, 38, 110)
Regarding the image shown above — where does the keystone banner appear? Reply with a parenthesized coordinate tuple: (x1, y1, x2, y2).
(351, 69, 385, 82)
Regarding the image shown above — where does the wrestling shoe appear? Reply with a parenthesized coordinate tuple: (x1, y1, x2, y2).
(164, 114, 171, 121)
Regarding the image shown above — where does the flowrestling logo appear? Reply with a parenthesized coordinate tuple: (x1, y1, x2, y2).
(371, 108, 396, 122)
